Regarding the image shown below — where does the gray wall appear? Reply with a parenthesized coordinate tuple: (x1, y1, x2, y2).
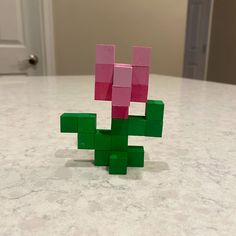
(207, 0, 236, 84)
(53, 0, 188, 76)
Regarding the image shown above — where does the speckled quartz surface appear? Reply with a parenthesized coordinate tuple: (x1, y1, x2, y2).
(0, 75, 236, 236)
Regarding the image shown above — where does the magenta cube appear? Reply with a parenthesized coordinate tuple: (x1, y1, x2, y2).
(112, 86, 131, 107)
(94, 82, 112, 101)
(96, 44, 115, 64)
(112, 106, 129, 119)
(132, 46, 151, 67)
(95, 64, 114, 83)
(131, 84, 148, 102)
(113, 64, 132, 88)
(132, 66, 150, 86)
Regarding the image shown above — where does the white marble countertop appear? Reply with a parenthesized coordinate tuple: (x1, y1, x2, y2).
(0, 75, 236, 236)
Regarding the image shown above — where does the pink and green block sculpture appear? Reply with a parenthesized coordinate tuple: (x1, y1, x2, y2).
(60, 44, 165, 175)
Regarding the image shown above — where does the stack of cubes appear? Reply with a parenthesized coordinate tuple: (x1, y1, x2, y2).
(60, 44, 165, 175)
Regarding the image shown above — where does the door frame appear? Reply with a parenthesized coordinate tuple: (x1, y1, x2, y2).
(39, 0, 56, 75)
(183, 0, 214, 80)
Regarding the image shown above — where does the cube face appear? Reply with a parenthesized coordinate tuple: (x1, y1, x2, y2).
(77, 133, 95, 149)
(132, 66, 149, 86)
(77, 113, 97, 133)
(113, 64, 132, 88)
(111, 135, 128, 151)
(60, 113, 80, 133)
(131, 84, 148, 102)
(112, 106, 129, 119)
(95, 150, 110, 166)
(109, 152, 128, 175)
(111, 118, 129, 135)
(95, 129, 111, 150)
(146, 120, 163, 137)
(112, 86, 131, 107)
(127, 146, 144, 167)
(145, 100, 164, 121)
(96, 44, 115, 64)
(95, 82, 112, 101)
(95, 64, 114, 83)
(132, 47, 151, 67)
(128, 115, 146, 136)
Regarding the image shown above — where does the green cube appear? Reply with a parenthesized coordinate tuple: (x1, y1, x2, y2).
(77, 133, 95, 149)
(60, 113, 80, 133)
(127, 146, 144, 167)
(111, 135, 128, 151)
(146, 120, 163, 137)
(109, 152, 128, 175)
(128, 115, 146, 136)
(145, 100, 164, 121)
(111, 118, 129, 135)
(95, 150, 110, 166)
(95, 129, 111, 150)
(77, 113, 96, 133)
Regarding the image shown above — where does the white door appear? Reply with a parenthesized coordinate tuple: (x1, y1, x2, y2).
(0, 0, 44, 75)
(183, 0, 213, 80)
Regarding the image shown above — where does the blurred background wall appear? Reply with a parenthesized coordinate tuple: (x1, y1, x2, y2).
(52, 0, 188, 76)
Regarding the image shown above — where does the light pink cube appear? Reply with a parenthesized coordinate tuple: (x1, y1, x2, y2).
(132, 66, 150, 86)
(95, 64, 114, 83)
(112, 106, 129, 119)
(132, 46, 151, 67)
(96, 44, 115, 64)
(131, 84, 148, 102)
(112, 86, 131, 107)
(113, 64, 132, 88)
(94, 82, 112, 101)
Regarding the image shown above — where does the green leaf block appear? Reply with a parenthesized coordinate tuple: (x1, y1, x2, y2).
(145, 100, 164, 121)
(95, 129, 111, 150)
(146, 120, 163, 137)
(127, 146, 144, 167)
(77, 113, 97, 133)
(77, 133, 95, 149)
(60, 113, 80, 133)
(109, 151, 128, 175)
(128, 115, 146, 136)
(111, 135, 128, 151)
(95, 150, 110, 166)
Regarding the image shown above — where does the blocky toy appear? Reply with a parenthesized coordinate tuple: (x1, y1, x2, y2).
(60, 44, 165, 175)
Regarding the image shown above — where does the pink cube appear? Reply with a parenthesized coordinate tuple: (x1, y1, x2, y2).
(131, 84, 148, 102)
(132, 46, 151, 67)
(96, 44, 115, 64)
(112, 86, 131, 107)
(112, 106, 129, 119)
(113, 64, 132, 88)
(132, 66, 149, 86)
(95, 64, 114, 83)
(95, 82, 112, 101)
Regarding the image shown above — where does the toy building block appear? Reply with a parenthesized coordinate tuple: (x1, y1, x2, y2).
(95, 82, 112, 101)
(112, 106, 129, 119)
(77, 133, 95, 149)
(60, 113, 80, 133)
(132, 46, 151, 67)
(131, 84, 148, 102)
(127, 146, 144, 167)
(132, 66, 149, 86)
(109, 152, 128, 175)
(128, 115, 146, 136)
(95, 129, 111, 150)
(112, 86, 131, 107)
(111, 118, 129, 135)
(145, 100, 164, 121)
(95, 150, 110, 166)
(113, 64, 132, 88)
(60, 44, 165, 175)
(95, 64, 114, 83)
(96, 44, 115, 64)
